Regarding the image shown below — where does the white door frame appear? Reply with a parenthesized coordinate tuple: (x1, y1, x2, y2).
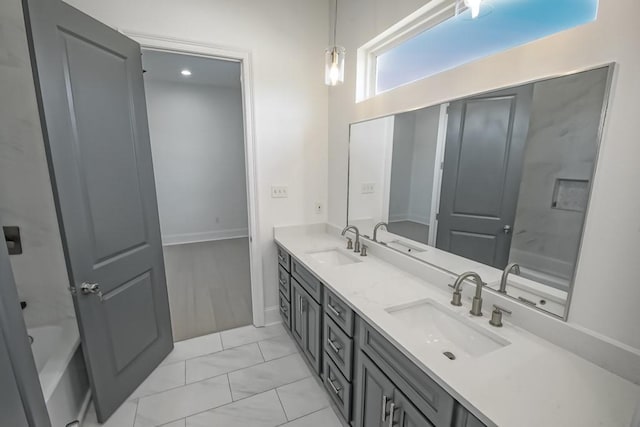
(124, 32, 265, 327)
(428, 103, 449, 247)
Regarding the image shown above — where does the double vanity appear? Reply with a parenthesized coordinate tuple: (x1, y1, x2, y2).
(274, 224, 640, 427)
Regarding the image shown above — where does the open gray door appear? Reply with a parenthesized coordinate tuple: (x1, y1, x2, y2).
(23, 0, 173, 421)
(436, 85, 533, 269)
(0, 231, 50, 426)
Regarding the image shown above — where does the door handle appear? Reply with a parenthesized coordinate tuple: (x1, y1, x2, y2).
(503, 225, 512, 235)
(382, 395, 389, 422)
(80, 282, 103, 301)
(388, 402, 396, 427)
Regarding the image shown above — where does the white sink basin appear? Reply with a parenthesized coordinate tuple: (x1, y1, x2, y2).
(384, 240, 426, 254)
(386, 299, 509, 358)
(307, 249, 362, 267)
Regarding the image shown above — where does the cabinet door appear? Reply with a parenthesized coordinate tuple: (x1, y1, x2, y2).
(290, 280, 304, 346)
(354, 353, 395, 427)
(394, 390, 434, 427)
(302, 294, 322, 374)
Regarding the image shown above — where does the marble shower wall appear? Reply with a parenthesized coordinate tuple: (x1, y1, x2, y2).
(0, 0, 74, 328)
(510, 68, 609, 285)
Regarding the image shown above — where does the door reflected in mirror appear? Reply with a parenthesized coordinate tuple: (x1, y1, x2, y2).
(347, 65, 613, 319)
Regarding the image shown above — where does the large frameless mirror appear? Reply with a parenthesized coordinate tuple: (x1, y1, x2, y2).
(347, 64, 614, 319)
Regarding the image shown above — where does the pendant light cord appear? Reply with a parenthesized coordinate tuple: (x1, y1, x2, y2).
(333, 0, 338, 46)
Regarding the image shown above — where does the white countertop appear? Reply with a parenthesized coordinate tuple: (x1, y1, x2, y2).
(274, 225, 640, 427)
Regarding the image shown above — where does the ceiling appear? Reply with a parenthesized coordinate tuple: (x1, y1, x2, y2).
(142, 49, 241, 89)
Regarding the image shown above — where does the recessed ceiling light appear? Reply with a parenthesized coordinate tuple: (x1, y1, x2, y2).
(181, 69, 192, 76)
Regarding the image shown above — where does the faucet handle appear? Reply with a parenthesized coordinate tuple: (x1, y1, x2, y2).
(360, 245, 368, 257)
(489, 304, 512, 327)
(493, 304, 512, 315)
(346, 238, 353, 250)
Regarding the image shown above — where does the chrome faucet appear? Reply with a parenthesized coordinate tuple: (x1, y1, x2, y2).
(372, 222, 388, 242)
(450, 271, 485, 316)
(341, 225, 361, 253)
(499, 263, 520, 294)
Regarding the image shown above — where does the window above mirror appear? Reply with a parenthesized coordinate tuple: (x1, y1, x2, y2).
(357, 0, 599, 101)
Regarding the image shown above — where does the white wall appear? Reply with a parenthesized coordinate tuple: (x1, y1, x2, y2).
(388, 113, 415, 221)
(0, 0, 74, 328)
(328, 0, 640, 350)
(348, 116, 395, 234)
(388, 106, 439, 225)
(145, 79, 248, 245)
(59, 0, 329, 319)
(408, 106, 439, 224)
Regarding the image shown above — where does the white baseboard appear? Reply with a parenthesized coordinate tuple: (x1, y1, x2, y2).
(264, 305, 281, 326)
(162, 228, 248, 246)
(389, 215, 429, 226)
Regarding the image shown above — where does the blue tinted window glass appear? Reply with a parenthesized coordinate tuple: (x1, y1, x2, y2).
(376, 0, 598, 94)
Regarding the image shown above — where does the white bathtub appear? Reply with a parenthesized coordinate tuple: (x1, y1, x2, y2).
(28, 318, 90, 427)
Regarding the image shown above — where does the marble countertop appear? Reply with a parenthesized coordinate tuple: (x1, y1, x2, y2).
(274, 224, 640, 427)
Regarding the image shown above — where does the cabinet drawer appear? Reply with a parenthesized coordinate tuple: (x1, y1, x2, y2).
(291, 258, 323, 303)
(279, 292, 291, 330)
(324, 288, 354, 336)
(358, 318, 454, 427)
(453, 403, 486, 427)
(324, 354, 352, 422)
(278, 264, 291, 301)
(277, 245, 291, 272)
(324, 315, 353, 380)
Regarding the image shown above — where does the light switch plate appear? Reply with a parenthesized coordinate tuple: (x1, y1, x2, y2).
(361, 183, 375, 194)
(271, 186, 288, 198)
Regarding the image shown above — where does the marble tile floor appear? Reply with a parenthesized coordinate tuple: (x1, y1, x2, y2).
(82, 324, 345, 427)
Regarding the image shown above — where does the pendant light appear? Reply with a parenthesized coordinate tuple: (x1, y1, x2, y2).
(464, 0, 483, 19)
(325, 0, 345, 86)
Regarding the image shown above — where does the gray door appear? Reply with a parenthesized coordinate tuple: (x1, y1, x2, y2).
(354, 353, 395, 427)
(301, 295, 322, 374)
(0, 241, 50, 426)
(436, 85, 533, 269)
(23, 0, 173, 421)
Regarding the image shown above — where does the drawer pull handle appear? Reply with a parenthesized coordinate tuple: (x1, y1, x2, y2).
(388, 402, 396, 427)
(327, 338, 342, 354)
(327, 303, 341, 317)
(382, 395, 389, 421)
(279, 278, 287, 287)
(327, 377, 342, 395)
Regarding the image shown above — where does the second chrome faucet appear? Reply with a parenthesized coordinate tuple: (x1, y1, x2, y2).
(450, 271, 485, 316)
(341, 225, 361, 253)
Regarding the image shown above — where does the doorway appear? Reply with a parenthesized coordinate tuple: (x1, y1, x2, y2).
(142, 49, 254, 340)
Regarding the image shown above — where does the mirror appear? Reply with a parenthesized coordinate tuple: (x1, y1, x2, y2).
(347, 65, 613, 319)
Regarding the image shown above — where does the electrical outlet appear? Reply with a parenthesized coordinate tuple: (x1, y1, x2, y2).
(361, 183, 375, 194)
(314, 202, 322, 214)
(271, 186, 288, 198)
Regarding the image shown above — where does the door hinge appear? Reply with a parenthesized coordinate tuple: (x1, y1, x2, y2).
(436, 213, 440, 220)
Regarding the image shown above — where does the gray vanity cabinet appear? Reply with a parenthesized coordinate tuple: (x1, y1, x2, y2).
(355, 351, 395, 427)
(290, 278, 322, 374)
(276, 244, 486, 427)
(277, 245, 292, 331)
(453, 405, 485, 427)
(394, 391, 435, 427)
(355, 352, 434, 427)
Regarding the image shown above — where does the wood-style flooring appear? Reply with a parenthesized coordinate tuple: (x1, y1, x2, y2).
(163, 238, 253, 341)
